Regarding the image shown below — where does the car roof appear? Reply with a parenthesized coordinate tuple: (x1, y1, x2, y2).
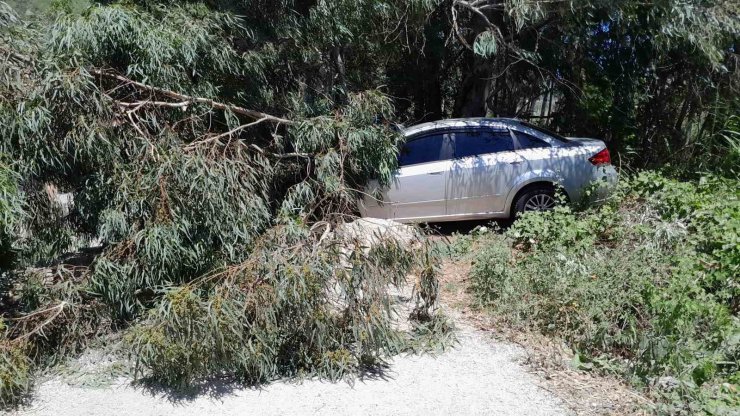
(403, 118, 520, 137)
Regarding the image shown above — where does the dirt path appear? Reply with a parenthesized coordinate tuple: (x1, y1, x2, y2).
(9, 267, 576, 416)
(10, 320, 569, 416)
(437, 252, 650, 416)
(8, 252, 652, 416)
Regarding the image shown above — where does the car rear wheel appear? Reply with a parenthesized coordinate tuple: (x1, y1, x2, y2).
(513, 186, 557, 216)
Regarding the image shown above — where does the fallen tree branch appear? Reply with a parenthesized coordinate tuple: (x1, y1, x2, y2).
(184, 117, 271, 150)
(455, 0, 496, 29)
(12, 301, 68, 343)
(115, 100, 191, 109)
(248, 143, 311, 159)
(90, 69, 294, 125)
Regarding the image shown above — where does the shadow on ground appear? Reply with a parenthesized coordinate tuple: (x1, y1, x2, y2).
(132, 360, 395, 404)
(423, 219, 513, 237)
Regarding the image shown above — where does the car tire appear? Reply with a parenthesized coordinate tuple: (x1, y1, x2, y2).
(513, 186, 558, 217)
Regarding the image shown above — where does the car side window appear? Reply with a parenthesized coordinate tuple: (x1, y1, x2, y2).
(513, 131, 551, 149)
(398, 133, 451, 166)
(454, 130, 515, 158)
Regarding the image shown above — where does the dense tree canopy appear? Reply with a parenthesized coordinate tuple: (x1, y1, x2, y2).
(0, 0, 737, 407)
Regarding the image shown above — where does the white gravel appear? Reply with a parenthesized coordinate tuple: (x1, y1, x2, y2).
(9, 322, 569, 416)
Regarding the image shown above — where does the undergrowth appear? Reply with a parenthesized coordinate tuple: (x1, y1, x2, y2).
(469, 171, 739, 415)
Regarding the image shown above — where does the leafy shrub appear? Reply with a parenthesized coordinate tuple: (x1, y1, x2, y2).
(470, 172, 739, 414)
(631, 172, 739, 311)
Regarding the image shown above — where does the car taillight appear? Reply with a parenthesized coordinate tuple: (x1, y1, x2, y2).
(589, 148, 611, 166)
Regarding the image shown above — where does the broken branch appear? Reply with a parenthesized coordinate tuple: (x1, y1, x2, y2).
(90, 69, 294, 125)
(184, 117, 271, 150)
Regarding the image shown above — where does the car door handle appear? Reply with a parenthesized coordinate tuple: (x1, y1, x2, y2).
(427, 171, 444, 175)
(509, 161, 522, 165)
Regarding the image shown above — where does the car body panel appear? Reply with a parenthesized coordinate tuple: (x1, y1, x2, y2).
(386, 159, 452, 221)
(447, 150, 524, 216)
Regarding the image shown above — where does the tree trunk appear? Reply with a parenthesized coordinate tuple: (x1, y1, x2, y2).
(453, 55, 488, 117)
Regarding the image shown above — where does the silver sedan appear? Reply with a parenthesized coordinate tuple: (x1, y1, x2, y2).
(360, 118, 617, 223)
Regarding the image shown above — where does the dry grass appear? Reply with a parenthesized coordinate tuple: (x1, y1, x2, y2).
(437, 255, 653, 416)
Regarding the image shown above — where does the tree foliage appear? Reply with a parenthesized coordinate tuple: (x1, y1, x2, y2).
(0, 0, 447, 405)
(446, 0, 739, 170)
(0, 0, 737, 407)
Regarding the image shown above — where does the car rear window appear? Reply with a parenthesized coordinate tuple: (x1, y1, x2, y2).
(517, 121, 569, 143)
(398, 133, 452, 166)
(513, 131, 551, 149)
(454, 130, 514, 158)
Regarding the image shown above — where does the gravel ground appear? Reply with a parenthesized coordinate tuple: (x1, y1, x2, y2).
(9, 321, 569, 416)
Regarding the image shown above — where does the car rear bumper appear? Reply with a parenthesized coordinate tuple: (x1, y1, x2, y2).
(590, 165, 618, 203)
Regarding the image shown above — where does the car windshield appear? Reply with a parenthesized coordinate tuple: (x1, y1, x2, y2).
(518, 121, 569, 143)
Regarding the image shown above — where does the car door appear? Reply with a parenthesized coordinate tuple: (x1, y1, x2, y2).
(386, 131, 454, 221)
(510, 128, 555, 177)
(447, 128, 523, 216)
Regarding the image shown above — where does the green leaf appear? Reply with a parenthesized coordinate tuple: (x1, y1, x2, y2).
(473, 30, 497, 58)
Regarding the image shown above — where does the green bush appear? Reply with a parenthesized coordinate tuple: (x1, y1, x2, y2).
(631, 172, 739, 311)
(470, 172, 739, 414)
